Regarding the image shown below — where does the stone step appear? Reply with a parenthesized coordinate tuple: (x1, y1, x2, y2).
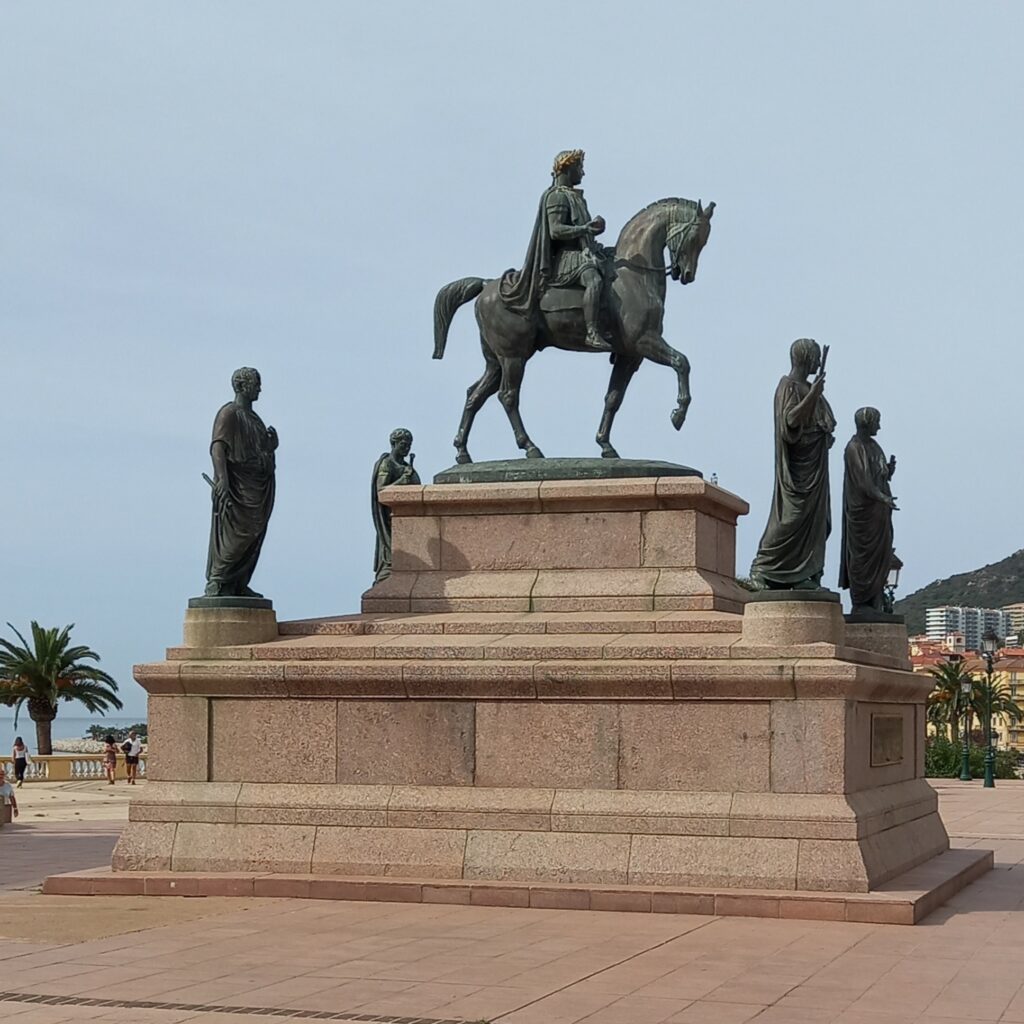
(43, 846, 993, 925)
(140, 655, 927, 703)
(169, 630, 745, 663)
(278, 610, 743, 638)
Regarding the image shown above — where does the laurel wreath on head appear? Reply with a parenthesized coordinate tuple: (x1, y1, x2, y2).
(552, 149, 584, 176)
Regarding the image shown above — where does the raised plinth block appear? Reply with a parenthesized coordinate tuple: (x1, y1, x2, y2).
(845, 614, 911, 667)
(183, 598, 277, 648)
(739, 590, 845, 648)
(362, 475, 750, 615)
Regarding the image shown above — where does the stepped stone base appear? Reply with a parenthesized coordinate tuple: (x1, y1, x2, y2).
(47, 846, 993, 925)
(111, 476, 984, 914)
(115, 777, 945, 893)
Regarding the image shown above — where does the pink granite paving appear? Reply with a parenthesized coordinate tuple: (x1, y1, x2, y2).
(0, 823, 122, 891)
(2, 781, 1024, 1023)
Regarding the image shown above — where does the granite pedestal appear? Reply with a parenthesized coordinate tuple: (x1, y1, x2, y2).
(92, 475, 988, 922)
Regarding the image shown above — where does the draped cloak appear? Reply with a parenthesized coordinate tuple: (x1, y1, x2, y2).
(371, 454, 421, 582)
(498, 185, 601, 319)
(838, 434, 894, 610)
(751, 377, 836, 587)
(206, 402, 275, 594)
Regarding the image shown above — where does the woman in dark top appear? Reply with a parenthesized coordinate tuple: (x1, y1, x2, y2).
(11, 736, 29, 787)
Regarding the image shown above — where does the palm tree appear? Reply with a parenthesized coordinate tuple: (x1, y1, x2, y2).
(928, 660, 975, 742)
(968, 675, 1024, 739)
(0, 622, 122, 755)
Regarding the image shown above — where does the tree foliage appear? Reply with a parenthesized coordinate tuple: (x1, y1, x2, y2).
(925, 736, 1019, 779)
(0, 622, 122, 754)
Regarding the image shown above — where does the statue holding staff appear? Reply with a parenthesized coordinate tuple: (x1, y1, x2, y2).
(839, 407, 898, 614)
(750, 339, 836, 591)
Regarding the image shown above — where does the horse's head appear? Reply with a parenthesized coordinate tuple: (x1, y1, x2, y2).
(668, 200, 715, 285)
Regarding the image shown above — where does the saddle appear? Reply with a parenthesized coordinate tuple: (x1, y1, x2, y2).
(539, 286, 586, 314)
(539, 245, 616, 314)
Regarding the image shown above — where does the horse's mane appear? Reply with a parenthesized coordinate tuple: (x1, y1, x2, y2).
(620, 197, 699, 234)
(641, 197, 699, 214)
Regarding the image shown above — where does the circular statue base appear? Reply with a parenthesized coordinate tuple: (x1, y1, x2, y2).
(184, 596, 277, 649)
(433, 457, 702, 485)
(845, 610, 905, 625)
(745, 589, 840, 604)
(188, 596, 273, 611)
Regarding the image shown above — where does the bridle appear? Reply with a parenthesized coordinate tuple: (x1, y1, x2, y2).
(616, 202, 701, 276)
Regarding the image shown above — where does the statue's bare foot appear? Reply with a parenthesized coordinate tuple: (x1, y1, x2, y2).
(525, 445, 545, 459)
(241, 587, 264, 599)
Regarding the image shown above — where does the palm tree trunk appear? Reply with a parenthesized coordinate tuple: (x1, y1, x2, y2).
(28, 698, 57, 756)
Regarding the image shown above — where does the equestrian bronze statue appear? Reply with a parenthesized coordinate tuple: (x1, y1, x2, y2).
(433, 150, 714, 464)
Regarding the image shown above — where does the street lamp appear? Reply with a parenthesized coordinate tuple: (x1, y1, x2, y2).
(980, 633, 1000, 788)
(958, 663, 973, 782)
(883, 552, 903, 614)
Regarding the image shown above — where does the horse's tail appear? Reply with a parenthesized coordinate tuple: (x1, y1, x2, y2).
(433, 277, 487, 359)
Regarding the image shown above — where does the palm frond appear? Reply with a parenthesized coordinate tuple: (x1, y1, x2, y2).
(0, 621, 120, 719)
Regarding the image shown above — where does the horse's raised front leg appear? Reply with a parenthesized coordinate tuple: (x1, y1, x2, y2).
(596, 355, 642, 458)
(636, 333, 692, 431)
(497, 355, 544, 459)
(453, 350, 501, 464)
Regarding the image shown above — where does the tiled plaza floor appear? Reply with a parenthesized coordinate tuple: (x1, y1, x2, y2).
(1, 780, 1024, 1024)
(0, 824, 121, 892)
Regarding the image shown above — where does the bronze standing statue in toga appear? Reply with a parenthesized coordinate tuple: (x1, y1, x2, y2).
(750, 339, 836, 591)
(839, 407, 898, 614)
(204, 367, 277, 598)
(371, 428, 421, 583)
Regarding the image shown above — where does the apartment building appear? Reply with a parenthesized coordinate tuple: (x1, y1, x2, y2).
(925, 606, 1012, 651)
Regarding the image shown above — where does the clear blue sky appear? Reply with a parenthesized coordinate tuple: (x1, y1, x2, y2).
(3, 2, 1022, 716)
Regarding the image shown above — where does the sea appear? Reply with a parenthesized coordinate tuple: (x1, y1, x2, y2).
(0, 715, 146, 745)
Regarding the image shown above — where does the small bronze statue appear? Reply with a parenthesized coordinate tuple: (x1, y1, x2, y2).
(204, 367, 277, 598)
(750, 339, 836, 591)
(839, 407, 898, 614)
(371, 428, 421, 582)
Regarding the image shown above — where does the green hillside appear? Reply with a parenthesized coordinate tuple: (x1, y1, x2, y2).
(894, 549, 1024, 635)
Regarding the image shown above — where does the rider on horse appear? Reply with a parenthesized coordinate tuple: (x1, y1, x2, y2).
(499, 149, 613, 352)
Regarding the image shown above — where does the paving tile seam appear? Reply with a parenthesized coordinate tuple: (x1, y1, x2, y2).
(0, 990, 460, 1023)
(489, 916, 721, 1021)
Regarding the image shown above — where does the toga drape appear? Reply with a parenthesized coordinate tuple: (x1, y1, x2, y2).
(751, 376, 836, 587)
(839, 434, 894, 610)
(206, 403, 275, 594)
(371, 454, 420, 582)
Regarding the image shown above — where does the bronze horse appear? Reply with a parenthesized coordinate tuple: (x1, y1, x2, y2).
(433, 197, 714, 464)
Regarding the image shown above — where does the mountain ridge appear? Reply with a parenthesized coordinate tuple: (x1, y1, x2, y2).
(894, 548, 1024, 635)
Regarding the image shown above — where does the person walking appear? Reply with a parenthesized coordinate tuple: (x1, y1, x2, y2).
(0, 767, 19, 820)
(125, 731, 142, 785)
(11, 737, 30, 787)
(103, 735, 117, 785)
